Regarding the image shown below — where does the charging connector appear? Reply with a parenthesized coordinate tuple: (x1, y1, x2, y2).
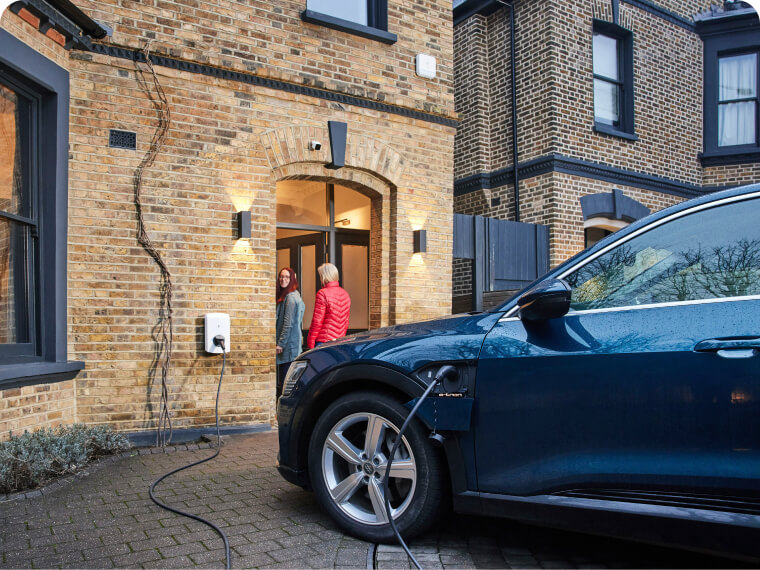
(382, 365, 456, 570)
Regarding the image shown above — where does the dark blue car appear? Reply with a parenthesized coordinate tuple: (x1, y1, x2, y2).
(276, 183, 760, 560)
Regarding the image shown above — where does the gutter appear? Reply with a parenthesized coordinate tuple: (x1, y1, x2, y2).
(45, 0, 108, 38)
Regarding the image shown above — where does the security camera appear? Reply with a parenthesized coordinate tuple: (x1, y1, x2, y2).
(309, 140, 322, 151)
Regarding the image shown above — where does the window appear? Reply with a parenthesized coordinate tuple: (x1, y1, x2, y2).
(699, 11, 760, 165)
(584, 227, 613, 249)
(718, 53, 757, 147)
(307, 0, 369, 26)
(0, 79, 36, 357)
(302, 0, 397, 44)
(592, 21, 635, 140)
(566, 197, 760, 311)
(0, 29, 83, 385)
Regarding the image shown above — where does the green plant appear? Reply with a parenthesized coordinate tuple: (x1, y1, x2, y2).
(0, 424, 130, 494)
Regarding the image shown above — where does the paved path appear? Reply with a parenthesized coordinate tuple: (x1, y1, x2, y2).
(0, 432, 746, 569)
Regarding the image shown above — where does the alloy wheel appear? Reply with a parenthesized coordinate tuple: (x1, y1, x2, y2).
(321, 412, 417, 525)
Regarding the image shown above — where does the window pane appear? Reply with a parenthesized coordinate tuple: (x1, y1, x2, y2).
(0, 84, 29, 218)
(276, 180, 328, 226)
(307, 0, 368, 26)
(334, 185, 371, 230)
(566, 198, 760, 310)
(594, 78, 619, 125)
(0, 218, 31, 344)
(719, 54, 756, 101)
(593, 33, 619, 80)
(719, 101, 756, 146)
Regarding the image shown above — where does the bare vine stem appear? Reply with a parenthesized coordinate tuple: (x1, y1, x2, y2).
(133, 41, 174, 448)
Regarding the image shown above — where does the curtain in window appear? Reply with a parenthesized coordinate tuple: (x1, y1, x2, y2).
(719, 54, 756, 147)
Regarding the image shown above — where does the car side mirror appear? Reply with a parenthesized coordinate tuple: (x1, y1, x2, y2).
(517, 278, 571, 321)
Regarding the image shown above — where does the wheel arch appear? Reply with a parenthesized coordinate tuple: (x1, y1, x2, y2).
(296, 364, 426, 481)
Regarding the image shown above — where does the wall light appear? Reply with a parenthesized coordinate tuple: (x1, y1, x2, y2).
(237, 210, 251, 239)
(413, 229, 427, 253)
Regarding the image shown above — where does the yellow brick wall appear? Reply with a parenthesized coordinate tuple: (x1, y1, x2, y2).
(1, 1, 455, 436)
(0, 381, 77, 437)
(76, 0, 454, 117)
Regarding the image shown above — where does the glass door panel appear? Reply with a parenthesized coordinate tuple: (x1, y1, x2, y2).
(300, 244, 316, 330)
(276, 248, 290, 274)
(341, 244, 368, 330)
(276, 232, 325, 333)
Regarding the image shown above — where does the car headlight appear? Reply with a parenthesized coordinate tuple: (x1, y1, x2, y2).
(281, 360, 308, 397)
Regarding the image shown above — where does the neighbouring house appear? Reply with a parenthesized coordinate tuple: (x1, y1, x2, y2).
(0, 0, 456, 438)
(452, 0, 760, 311)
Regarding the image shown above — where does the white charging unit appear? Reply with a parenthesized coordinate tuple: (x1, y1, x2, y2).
(204, 313, 230, 354)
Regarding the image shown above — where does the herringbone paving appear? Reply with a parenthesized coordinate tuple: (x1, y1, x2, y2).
(0, 432, 748, 569)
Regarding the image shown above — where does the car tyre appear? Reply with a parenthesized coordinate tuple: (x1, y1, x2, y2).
(308, 391, 447, 543)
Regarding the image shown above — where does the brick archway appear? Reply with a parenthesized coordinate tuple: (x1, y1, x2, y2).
(262, 127, 407, 330)
(260, 125, 406, 188)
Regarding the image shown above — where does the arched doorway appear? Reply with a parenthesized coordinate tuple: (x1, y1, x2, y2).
(276, 180, 371, 336)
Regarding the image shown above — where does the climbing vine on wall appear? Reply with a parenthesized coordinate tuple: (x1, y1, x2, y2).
(133, 41, 174, 447)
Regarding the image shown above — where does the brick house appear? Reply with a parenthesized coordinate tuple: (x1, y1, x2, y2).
(0, 0, 456, 438)
(452, 0, 760, 309)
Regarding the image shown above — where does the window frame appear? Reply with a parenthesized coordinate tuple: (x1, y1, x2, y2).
(0, 74, 39, 359)
(700, 16, 760, 166)
(592, 20, 637, 141)
(0, 29, 83, 387)
(301, 0, 397, 44)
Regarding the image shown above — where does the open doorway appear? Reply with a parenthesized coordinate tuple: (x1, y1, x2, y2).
(276, 181, 370, 337)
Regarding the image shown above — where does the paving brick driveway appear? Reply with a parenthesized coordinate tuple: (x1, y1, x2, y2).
(0, 432, 747, 569)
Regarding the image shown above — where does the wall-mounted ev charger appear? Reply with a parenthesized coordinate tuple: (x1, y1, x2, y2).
(151, 312, 233, 570)
(204, 313, 230, 354)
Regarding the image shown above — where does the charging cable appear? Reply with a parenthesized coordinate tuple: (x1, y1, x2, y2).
(149, 335, 232, 569)
(381, 365, 456, 570)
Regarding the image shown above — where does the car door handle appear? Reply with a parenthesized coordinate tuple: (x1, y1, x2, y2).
(694, 337, 760, 359)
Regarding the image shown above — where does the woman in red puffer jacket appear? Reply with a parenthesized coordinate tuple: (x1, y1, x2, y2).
(307, 262, 351, 349)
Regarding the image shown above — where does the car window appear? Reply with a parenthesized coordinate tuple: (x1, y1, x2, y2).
(565, 197, 760, 311)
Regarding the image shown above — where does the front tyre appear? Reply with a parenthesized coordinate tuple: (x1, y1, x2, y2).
(308, 391, 447, 542)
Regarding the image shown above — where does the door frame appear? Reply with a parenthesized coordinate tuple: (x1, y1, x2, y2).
(276, 183, 372, 333)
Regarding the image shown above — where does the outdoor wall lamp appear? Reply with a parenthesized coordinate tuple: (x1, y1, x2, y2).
(237, 210, 251, 239)
(413, 229, 427, 254)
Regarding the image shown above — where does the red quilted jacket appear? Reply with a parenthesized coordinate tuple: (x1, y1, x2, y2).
(307, 281, 351, 349)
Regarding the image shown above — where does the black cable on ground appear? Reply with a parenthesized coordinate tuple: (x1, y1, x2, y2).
(148, 339, 231, 569)
(381, 365, 455, 570)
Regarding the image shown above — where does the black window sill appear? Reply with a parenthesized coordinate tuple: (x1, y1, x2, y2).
(594, 123, 638, 141)
(0, 361, 85, 389)
(699, 149, 760, 166)
(301, 10, 397, 44)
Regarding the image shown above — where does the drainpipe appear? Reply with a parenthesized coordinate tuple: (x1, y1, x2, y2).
(495, 0, 519, 222)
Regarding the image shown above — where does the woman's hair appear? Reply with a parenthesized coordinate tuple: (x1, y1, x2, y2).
(317, 262, 339, 285)
(276, 267, 299, 304)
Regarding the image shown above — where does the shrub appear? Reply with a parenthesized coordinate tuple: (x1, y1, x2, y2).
(0, 424, 131, 494)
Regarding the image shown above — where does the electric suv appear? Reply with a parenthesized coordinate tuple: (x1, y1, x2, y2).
(276, 183, 760, 560)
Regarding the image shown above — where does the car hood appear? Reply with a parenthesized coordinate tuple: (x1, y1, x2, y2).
(301, 311, 505, 373)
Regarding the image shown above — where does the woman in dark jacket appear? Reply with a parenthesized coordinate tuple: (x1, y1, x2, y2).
(276, 267, 305, 397)
(307, 262, 351, 349)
